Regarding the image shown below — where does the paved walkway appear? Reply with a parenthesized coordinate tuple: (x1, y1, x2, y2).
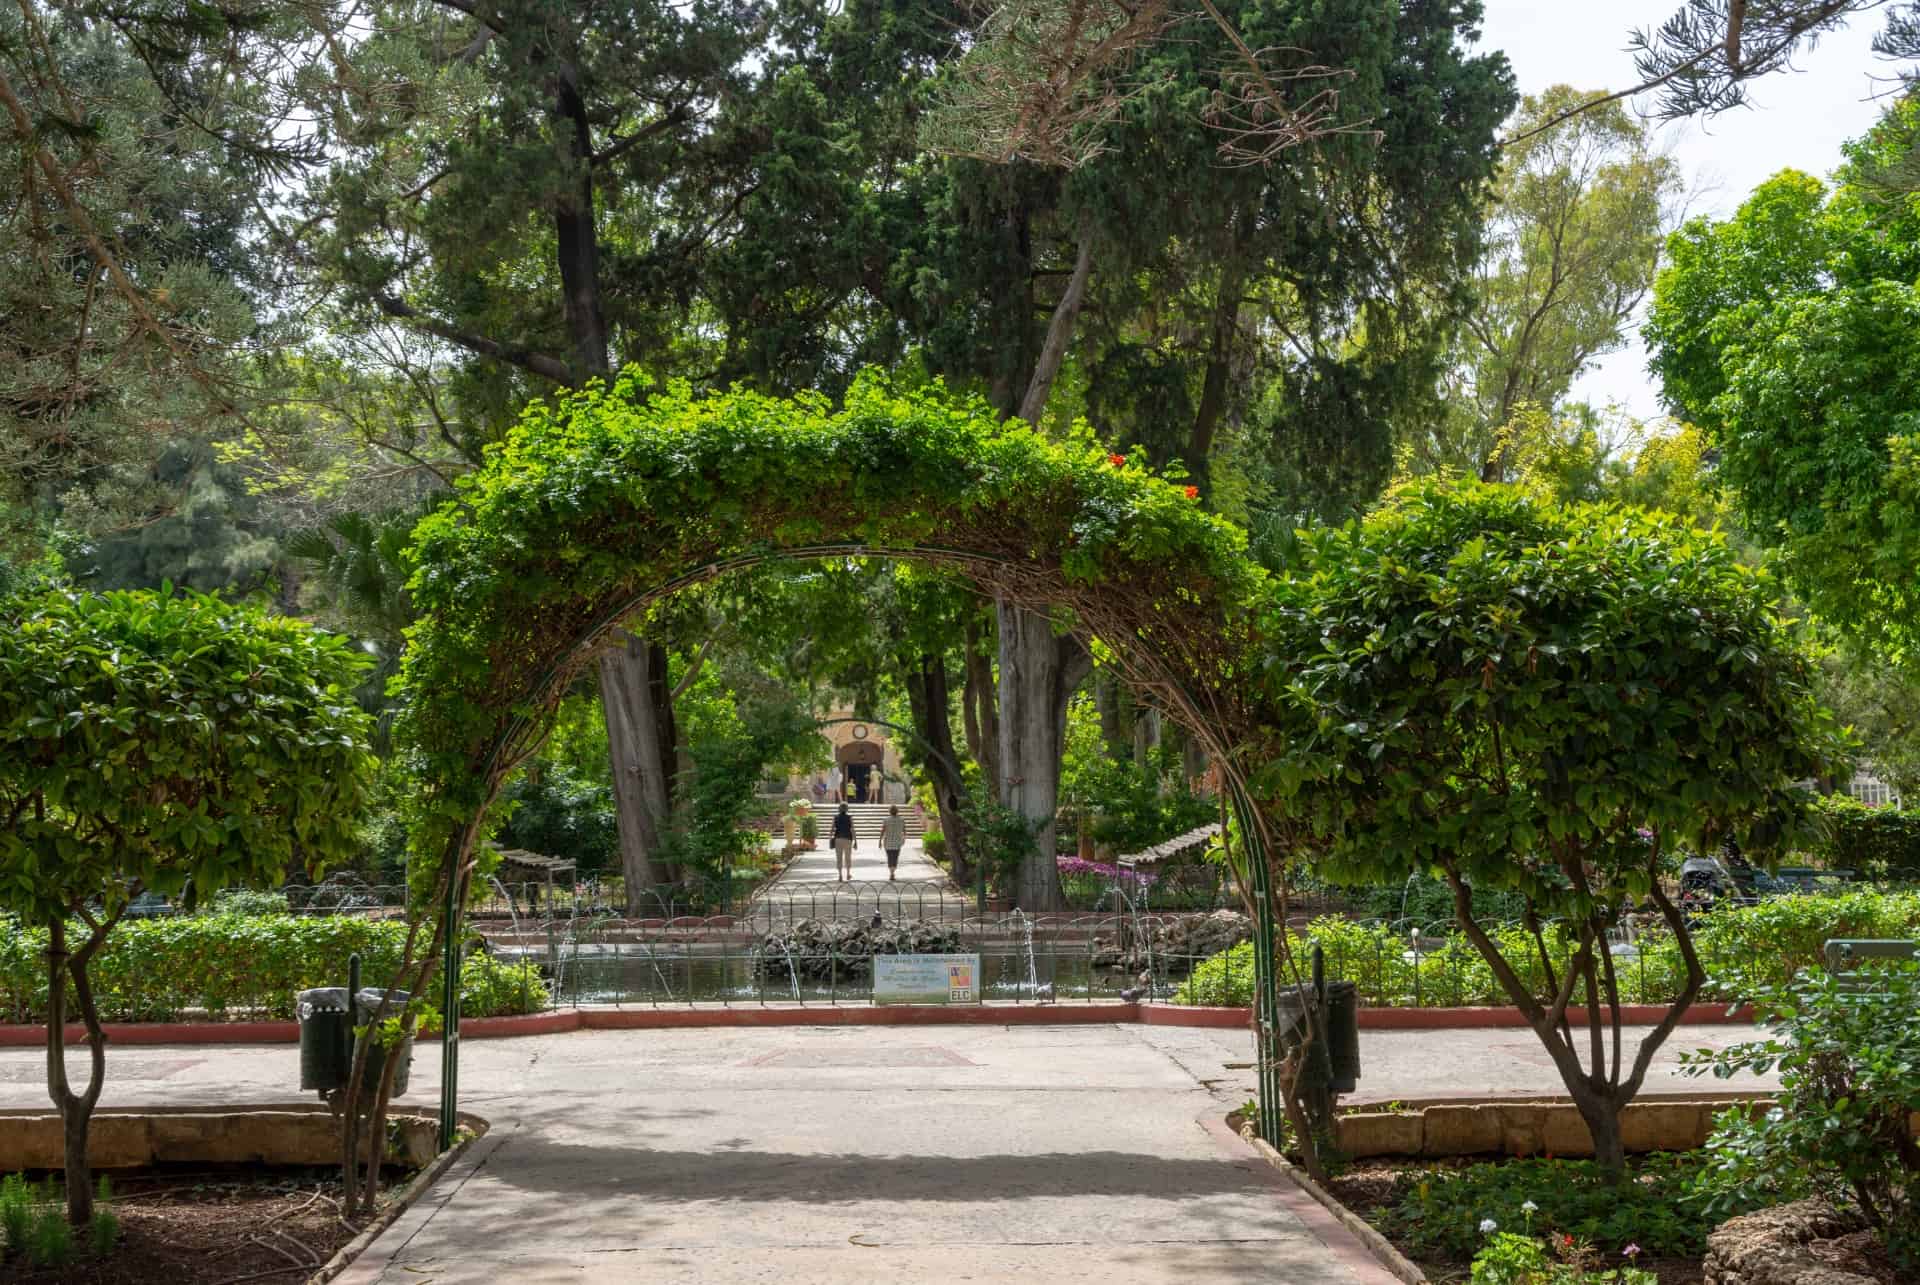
(0, 1023, 1778, 1283)
(754, 835, 976, 925)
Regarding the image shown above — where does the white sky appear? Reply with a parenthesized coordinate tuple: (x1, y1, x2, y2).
(1477, 1, 1895, 420)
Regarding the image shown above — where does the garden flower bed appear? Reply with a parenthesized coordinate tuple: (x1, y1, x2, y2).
(1319, 1152, 1903, 1285)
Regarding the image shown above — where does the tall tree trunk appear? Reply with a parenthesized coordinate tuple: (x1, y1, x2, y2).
(601, 634, 678, 912)
(1132, 704, 1162, 771)
(987, 207, 1035, 418)
(902, 650, 973, 885)
(1094, 672, 1129, 761)
(990, 205, 1101, 910)
(1186, 225, 1250, 482)
(546, 73, 684, 913)
(962, 611, 1000, 795)
(550, 65, 610, 384)
(1018, 215, 1094, 426)
(996, 603, 1092, 909)
(1181, 728, 1209, 790)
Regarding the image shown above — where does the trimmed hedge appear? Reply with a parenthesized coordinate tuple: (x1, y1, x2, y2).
(1806, 794, 1920, 875)
(1175, 890, 1920, 1008)
(0, 914, 547, 1023)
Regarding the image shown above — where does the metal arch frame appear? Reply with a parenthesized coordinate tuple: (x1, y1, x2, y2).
(436, 542, 1284, 1152)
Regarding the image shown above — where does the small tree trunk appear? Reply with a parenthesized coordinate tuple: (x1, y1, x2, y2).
(996, 604, 1091, 909)
(45, 915, 112, 1226)
(1569, 1083, 1628, 1172)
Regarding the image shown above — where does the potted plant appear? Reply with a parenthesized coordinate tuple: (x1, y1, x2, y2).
(786, 798, 816, 852)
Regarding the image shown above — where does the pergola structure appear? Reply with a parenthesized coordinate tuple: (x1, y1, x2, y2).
(376, 373, 1307, 1154)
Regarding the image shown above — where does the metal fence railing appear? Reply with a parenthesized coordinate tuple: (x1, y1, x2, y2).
(9, 878, 1912, 1025)
(260, 876, 1251, 923)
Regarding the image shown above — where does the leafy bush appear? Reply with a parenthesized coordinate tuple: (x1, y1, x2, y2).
(207, 888, 291, 916)
(1178, 937, 1258, 1006)
(1386, 1154, 1733, 1263)
(88, 1178, 117, 1257)
(1172, 893, 1920, 1008)
(0, 1172, 29, 1251)
(1681, 960, 1920, 1268)
(961, 794, 1040, 897)
(1077, 758, 1216, 854)
(495, 759, 620, 876)
(458, 952, 552, 1018)
(660, 696, 819, 887)
(0, 915, 548, 1023)
(27, 1205, 72, 1268)
(356, 805, 411, 884)
(1804, 793, 1920, 876)
(922, 828, 944, 861)
(1470, 1232, 1655, 1285)
(1683, 889, 1920, 999)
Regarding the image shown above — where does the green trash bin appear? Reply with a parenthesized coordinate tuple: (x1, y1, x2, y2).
(355, 988, 414, 1097)
(297, 987, 352, 1092)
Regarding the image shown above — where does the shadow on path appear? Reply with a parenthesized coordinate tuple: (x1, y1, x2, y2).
(477, 1136, 1277, 1207)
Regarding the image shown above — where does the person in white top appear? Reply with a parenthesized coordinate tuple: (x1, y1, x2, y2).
(880, 805, 907, 881)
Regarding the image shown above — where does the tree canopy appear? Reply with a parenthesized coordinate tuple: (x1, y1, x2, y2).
(1252, 482, 1843, 1169)
(1436, 86, 1679, 482)
(0, 585, 376, 1224)
(1646, 98, 1920, 666)
(0, 587, 377, 920)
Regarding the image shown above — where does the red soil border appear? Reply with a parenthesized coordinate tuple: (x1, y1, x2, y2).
(0, 1000, 1754, 1046)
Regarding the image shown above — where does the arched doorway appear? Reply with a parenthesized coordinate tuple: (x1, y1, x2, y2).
(381, 374, 1294, 1153)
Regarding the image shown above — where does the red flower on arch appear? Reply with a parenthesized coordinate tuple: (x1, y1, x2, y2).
(1108, 453, 1126, 467)
(1184, 486, 1199, 500)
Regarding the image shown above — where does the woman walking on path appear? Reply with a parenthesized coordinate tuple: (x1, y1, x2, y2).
(831, 803, 856, 881)
(881, 806, 906, 881)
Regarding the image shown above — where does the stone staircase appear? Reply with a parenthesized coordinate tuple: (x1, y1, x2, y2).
(820, 802, 928, 843)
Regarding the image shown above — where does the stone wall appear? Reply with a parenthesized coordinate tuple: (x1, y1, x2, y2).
(0, 1105, 449, 1171)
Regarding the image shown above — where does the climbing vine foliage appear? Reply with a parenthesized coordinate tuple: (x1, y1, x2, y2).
(392, 372, 1264, 877)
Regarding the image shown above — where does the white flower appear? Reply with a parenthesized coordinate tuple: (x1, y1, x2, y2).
(1479, 1219, 1499, 1235)
(1520, 1201, 1538, 1215)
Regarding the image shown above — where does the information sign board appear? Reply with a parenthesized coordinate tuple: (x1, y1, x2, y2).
(872, 953, 981, 1005)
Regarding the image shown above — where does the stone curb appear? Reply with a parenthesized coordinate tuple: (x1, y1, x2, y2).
(0, 999, 1756, 1046)
(311, 1112, 493, 1284)
(1201, 1112, 1423, 1285)
(0, 1103, 444, 1172)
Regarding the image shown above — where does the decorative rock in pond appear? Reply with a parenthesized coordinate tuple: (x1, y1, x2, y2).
(1093, 910, 1252, 975)
(1703, 1200, 1881, 1285)
(756, 918, 963, 982)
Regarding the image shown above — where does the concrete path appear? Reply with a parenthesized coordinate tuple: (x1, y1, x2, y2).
(0, 1022, 1778, 1284)
(754, 834, 976, 925)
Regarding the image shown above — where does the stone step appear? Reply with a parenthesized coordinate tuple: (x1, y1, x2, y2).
(799, 805, 928, 841)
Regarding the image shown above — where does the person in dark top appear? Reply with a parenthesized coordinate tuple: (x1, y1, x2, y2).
(831, 803, 855, 881)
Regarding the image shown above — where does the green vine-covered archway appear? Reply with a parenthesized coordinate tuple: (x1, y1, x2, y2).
(387, 371, 1292, 1147)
